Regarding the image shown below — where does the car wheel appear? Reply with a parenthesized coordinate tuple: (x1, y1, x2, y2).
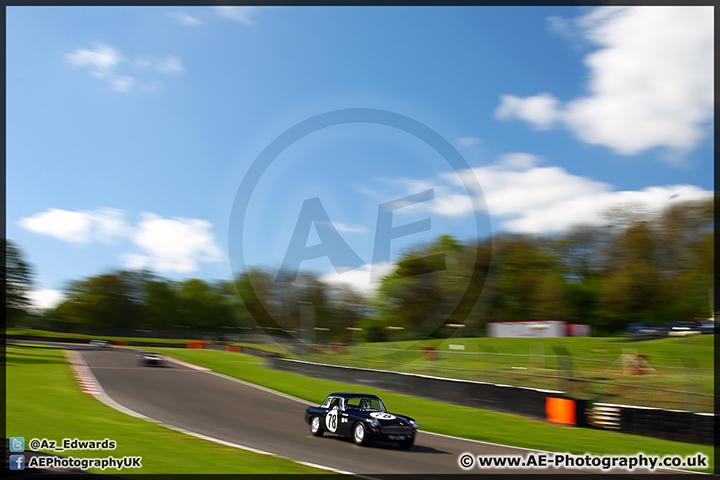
(397, 434, 414, 449)
(353, 422, 369, 446)
(310, 416, 324, 437)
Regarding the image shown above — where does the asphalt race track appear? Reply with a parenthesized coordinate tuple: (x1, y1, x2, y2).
(62, 345, 699, 476)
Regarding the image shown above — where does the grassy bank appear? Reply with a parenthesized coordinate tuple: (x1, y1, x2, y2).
(292, 335, 715, 411)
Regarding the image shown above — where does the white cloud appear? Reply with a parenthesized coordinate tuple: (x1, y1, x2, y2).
(19, 208, 224, 274)
(18, 208, 129, 244)
(19, 209, 93, 243)
(129, 213, 223, 273)
(497, 152, 542, 170)
(136, 55, 184, 73)
(122, 253, 150, 271)
(157, 56, 184, 73)
(379, 153, 713, 234)
(110, 75, 136, 92)
(27, 289, 66, 311)
(66, 43, 135, 92)
(336, 224, 369, 233)
(500, 184, 713, 233)
(547, 15, 576, 41)
(428, 190, 475, 217)
(364, 178, 477, 218)
(90, 208, 132, 242)
(169, 12, 202, 26)
(66, 43, 185, 92)
(496, 7, 714, 158)
(320, 262, 396, 295)
(317, 221, 369, 233)
(66, 43, 122, 78)
(495, 93, 561, 130)
(468, 160, 610, 219)
(214, 6, 257, 25)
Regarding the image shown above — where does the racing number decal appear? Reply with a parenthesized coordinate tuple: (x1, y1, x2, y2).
(326, 410, 338, 433)
(369, 412, 396, 420)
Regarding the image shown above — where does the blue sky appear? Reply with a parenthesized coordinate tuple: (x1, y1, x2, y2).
(6, 6, 714, 310)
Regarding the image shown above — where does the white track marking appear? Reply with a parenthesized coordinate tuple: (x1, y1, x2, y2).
(163, 357, 210, 371)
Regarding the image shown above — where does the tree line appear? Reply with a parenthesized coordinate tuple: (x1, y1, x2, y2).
(370, 198, 713, 338)
(5, 198, 713, 340)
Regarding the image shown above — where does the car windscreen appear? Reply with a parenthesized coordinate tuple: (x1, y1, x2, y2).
(345, 397, 386, 411)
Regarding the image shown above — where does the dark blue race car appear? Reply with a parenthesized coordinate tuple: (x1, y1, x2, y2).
(305, 392, 418, 449)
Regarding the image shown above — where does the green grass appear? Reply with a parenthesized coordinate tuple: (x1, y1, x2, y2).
(147, 347, 714, 472)
(287, 336, 714, 411)
(230, 342, 289, 355)
(358, 335, 715, 369)
(6, 343, 326, 475)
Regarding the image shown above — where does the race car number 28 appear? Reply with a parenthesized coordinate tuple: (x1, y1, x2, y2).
(370, 412, 396, 420)
(326, 410, 338, 432)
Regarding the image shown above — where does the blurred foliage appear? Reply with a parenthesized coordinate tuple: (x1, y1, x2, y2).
(12, 198, 714, 339)
(42, 272, 253, 337)
(4, 239, 34, 322)
(374, 199, 713, 337)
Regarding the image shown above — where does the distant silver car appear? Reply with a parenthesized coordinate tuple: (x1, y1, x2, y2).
(137, 352, 167, 366)
(90, 339, 110, 347)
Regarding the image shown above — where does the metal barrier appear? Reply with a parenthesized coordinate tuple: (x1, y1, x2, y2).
(268, 356, 560, 420)
(589, 403, 715, 446)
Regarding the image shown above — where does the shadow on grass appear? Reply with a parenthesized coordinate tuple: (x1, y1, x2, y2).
(6, 355, 66, 366)
(7, 342, 60, 350)
(6, 344, 66, 365)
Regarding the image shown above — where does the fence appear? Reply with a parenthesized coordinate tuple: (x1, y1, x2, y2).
(284, 342, 714, 413)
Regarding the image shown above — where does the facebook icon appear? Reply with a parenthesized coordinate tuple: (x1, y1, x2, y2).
(9, 455, 25, 470)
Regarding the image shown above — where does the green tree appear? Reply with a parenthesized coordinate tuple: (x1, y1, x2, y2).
(326, 284, 368, 342)
(217, 279, 253, 333)
(235, 268, 332, 340)
(490, 234, 564, 322)
(50, 271, 145, 335)
(4, 240, 34, 323)
(374, 235, 487, 339)
(140, 277, 181, 334)
(235, 268, 276, 331)
(654, 198, 714, 321)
